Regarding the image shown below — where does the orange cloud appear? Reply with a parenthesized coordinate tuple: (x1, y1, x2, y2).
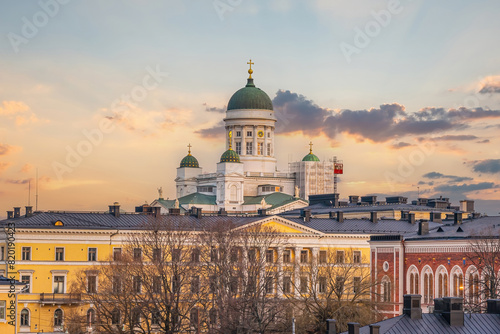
(20, 164, 33, 173)
(0, 143, 21, 156)
(0, 100, 48, 125)
(0, 162, 11, 173)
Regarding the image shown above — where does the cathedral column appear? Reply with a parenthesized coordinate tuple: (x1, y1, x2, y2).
(242, 126, 247, 155)
(264, 125, 268, 156)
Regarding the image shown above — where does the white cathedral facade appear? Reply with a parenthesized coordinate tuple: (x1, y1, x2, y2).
(153, 63, 339, 214)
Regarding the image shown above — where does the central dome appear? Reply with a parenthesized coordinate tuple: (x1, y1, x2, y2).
(227, 78, 273, 111)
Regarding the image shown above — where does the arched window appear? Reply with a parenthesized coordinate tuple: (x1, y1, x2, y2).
(421, 266, 434, 304)
(450, 266, 464, 297)
(381, 276, 391, 302)
(436, 266, 448, 298)
(468, 272, 479, 304)
(407, 265, 419, 295)
(54, 309, 63, 327)
(87, 308, 95, 327)
(209, 308, 217, 326)
(21, 309, 29, 326)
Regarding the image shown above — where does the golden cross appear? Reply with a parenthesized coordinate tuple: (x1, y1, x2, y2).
(187, 143, 192, 155)
(309, 141, 313, 154)
(228, 131, 233, 149)
(247, 59, 254, 79)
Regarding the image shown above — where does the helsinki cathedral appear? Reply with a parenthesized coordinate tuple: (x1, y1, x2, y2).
(152, 61, 339, 214)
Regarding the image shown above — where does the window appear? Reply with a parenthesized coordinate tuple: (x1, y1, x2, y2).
(0, 300, 5, 320)
(209, 308, 217, 325)
(87, 308, 95, 327)
(153, 248, 161, 262)
(21, 309, 29, 326)
(230, 248, 239, 262)
(22, 247, 31, 261)
(353, 251, 361, 264)
(190, 308, 199, 329)
(283, 276, 291, 294)
(300, 276, 308, 293)
(267, 132, 270, 138)
(55, 247, 64, 261)
(21, 275, 31, 293)
(0, 246, 4, 260)
(335, 277, 345, 294)
(191, 248, 200, 263)
(235, 141, 241, 155)
(258, 142, 263, 155)
(267, 143, 271, 156)
(246, 142, 253, 155)
(381, 276, 391, 302)
(111, 309, 120, 325)
(424, 272, 434, 304)
(88, 275, 97, 293)
(132, 308, 141, 325)
(133, 276, 141, 293)
(230, 277, 238, 294)
(53, 276, 64, 293)
(172, 249, 181, 262)
(88, 248, 97, 261)
(151, 310, 160, 326)
(353, 277, 361, 294)
(236, 131, 241, 137)
(318, 276, 327, 293)
(133, 248, 142, 261)
(197, 186, 214, 193)
(172, 275, 180, 293)
(266, 249, 274, 263)
(153, 276, 162, 293)
(209, 276, 217, 293)
(336, 250, 345, 264)
(453, 273, 464, 297)
(113, 276, 121, 294)
(246, 131, 253, 137)
(54, 309, 63, 327)
(210, 247, 218, 262)
(191, 276, 200, 293)
(319, 250, 327, 264)
(283, 250, 291, 263)
(113, 248, 122, 261)
(469, 273, 479, 304)
(300, 250, 308, 263)
(265, 276, 274, 294)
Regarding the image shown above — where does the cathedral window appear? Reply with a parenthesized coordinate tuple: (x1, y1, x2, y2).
(258, 142, 263, 155)
(267, 132, 270, 137)
(236, 131, 241, 137)
(246, 142, 253, 155)
(246, 131, 253, 137)
(235, 142, 241, 155)
(267, 143, 271, 156)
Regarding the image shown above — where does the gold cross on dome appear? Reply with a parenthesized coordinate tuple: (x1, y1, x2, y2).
(247, 59, 254, 79)
(309, 141, 313, 154)
(187, 143, 192, 155)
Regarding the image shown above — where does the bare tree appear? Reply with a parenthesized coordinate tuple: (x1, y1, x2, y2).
(464, 228, 500, 312)
(288, 248, 378, 333)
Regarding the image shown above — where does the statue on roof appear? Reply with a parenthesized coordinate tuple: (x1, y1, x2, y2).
(294, 185, 300, 198)
(174, 198, 179, 209)
(261, 197, 268, 208)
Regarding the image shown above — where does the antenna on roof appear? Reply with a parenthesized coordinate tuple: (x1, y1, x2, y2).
(28, 179, 31, 206)
(35, 168, 39, 211)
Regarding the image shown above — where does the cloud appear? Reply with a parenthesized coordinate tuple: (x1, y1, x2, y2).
(422, 171, 473, 183)
(472, 159, 500, 174)
(5, 178, 32, 185)
(434, 182, 497, 193)
(0, 143, 20, 156)
(390, 142, 412, 149)
(0, 100, 47, 125)
(0, 162, 11, 173)
(203, 103, 226, 113)
(20, 164, 33, 173)
(478, 76, 500, 94)
(198, 90, 500, 143)
(432, 135, 478, 141)
(477, 139, 490, 144)
(418, 181, 434, 186)
(195, 121, 225, 138)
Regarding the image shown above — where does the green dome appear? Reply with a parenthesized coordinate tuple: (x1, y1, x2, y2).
(302, 153, 320, 162)
(227, 78, 273, 111)
(220, 149, 240, 163)
(180, 154, 199, 168)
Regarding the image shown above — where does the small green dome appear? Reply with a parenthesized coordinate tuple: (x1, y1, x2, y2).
(302, 153, 320, 162)
(180, 154, 199, 168)
(227, 78, 273, 111)
(220, 149, 240, 163)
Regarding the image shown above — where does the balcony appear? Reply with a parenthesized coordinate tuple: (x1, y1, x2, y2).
(39, 293, 82, 304)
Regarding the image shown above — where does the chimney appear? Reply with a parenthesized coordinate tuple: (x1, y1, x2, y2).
(418, 221, 429, 235)
(442, 297, 464, 326)
(13, 207, 21, 218)
(7, 211, 13, 219)
(108, 202, 120, 217)
(349, 195, 359, 204)
(433, 298, 443, 314)
(301, 209, 311, 223)
(218, 208, 227, 216)
(258, 208, 267, 217)
(191, 207, 202, 219)
(326, 319, 336, 334)
(169, 208, 181, 216)
(370, 211, 378, 223)
(403, 294, 422, 319)
(486, 299, 500, 314)
(329, 211, 335, 219)
(347, 322, 360, 334)
(151, 206, 161, 217)
(430, 212, 442, 223)
(337, 211, 344, 223)
(454, 212, 462, 225)
(25, 206, 33, 218)
(369, 325, 380, 334)
(408, 212, 415, 224)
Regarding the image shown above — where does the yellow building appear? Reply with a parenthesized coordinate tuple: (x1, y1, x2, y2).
(0, 203, 425, 333)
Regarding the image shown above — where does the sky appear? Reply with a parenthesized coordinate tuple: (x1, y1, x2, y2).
(1, 0, 500, 218)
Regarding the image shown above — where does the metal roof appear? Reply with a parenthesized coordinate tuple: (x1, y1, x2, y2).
(340, 313, 500, 334)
